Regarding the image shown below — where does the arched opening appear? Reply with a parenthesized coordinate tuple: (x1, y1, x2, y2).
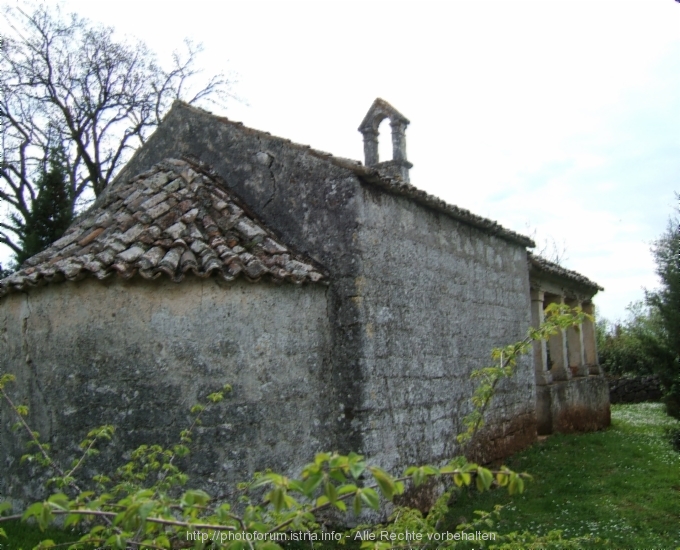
(377, 117, 392, 164)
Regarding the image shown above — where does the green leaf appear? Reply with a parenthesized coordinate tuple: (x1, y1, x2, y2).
(269, 487, 286, 512)
(0, 373, 17, 388)
(303, 472, 323, 495)
(324, 481, 338, 504)
(412, 468, 424, 487)
(476, 467, 493, 491)
(0, 502, 12, 516)
(360, 487, 380, 510)
(22, 502, 44, 521)
(105, 534, 127, 549)
(353, 491, 363, 515)
(47, 493, 70, 510)
(338, 483, 358, 496)
(348, 452, 365, 476)
(138, 500, 156, 522)
(64, 513, 81, 528)
(454, 472, 471, 487)
(508, 473, 525, 495)
(154, 534, 171, 548)
(329, 468, 347, 483)
(207, 392, 224, 403)
(288, 479, 305, 494)
(314, 452, 331, 466)
(181, 489, 210, 507)
(369, 466, 395, 499)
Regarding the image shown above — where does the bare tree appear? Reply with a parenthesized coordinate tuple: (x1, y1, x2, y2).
(0, 3, 233, 258)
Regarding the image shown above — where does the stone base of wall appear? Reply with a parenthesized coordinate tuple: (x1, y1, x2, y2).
(536, 376, 611, 435)
(608, 375, 662, 404)
(468, 411, 538, 465)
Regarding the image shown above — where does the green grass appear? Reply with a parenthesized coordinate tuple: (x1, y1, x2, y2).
(447, 403, 680, 549)
(0, 520, 83, 550)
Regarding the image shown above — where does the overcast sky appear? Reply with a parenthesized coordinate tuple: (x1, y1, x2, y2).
(16, 0, 680, 321)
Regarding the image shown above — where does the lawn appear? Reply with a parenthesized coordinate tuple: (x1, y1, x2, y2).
(2, 403, 679, 549)
(447, 403, 680, 548)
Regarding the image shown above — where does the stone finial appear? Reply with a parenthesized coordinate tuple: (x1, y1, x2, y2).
(358, 98, 413, 183)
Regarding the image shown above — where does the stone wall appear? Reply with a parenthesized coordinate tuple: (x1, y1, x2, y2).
(536, 377, 610, 434)
(0, 102, 546, 508)
(109, 103, 540, 469)
(110, 103, 368, 456)
(0, 277, 330, 503)
(609, 375, 662, 404)
(355, 185, 536, 469)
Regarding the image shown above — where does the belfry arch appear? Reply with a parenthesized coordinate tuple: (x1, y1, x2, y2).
(358, 98, 413, 183)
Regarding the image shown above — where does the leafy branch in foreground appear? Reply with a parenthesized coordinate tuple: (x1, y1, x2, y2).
(0, 376, 529, 549)
(457, 302, 592, 448)
(0, 306, 592, 549)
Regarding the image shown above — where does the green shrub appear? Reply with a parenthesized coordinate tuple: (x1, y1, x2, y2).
(597, 301, 674, 378)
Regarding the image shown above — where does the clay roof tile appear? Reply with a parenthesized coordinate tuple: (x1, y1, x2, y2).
(0, 158, 327, 298)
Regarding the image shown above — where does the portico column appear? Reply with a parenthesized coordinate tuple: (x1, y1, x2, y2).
(531, 289, 552, 385)
(546, 295, 571, 381)
(566, 298, 587, 377)
(582, 302, 602, 375)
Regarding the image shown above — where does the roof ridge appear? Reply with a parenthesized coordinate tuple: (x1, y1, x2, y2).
(528, 252, 603, 291)
(171, 101, 535, 248)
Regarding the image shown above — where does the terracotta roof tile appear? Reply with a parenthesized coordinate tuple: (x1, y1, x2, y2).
(0, 159, 327, 298)
(528, 252, 603, 292)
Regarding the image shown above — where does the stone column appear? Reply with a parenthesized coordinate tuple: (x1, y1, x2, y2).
(545, 295, 570, 381)
(389, 121, 412, 182)
(390, 120, 408, 163)
(582, 302, 601, 375)
(566, 299, 587, 377)
(531, 289, 552, 385)
(362, 129, 379, 167)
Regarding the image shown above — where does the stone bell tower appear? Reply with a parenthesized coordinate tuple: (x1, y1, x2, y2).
(358, 98, 413, 183)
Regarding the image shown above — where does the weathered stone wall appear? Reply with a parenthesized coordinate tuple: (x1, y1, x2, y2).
(0, 276, 330, 503)
(110, 103, 368, 456)
(97, 103, 540, 470)
(536, 377, 610, 435)
(0, 101, 612, 514)
(355, 186, 536, 470)
(609, 375, 662, 404)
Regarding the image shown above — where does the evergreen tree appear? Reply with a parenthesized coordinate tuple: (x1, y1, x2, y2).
(647, 195, 680, 417)
(11, 158, 74, 267)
